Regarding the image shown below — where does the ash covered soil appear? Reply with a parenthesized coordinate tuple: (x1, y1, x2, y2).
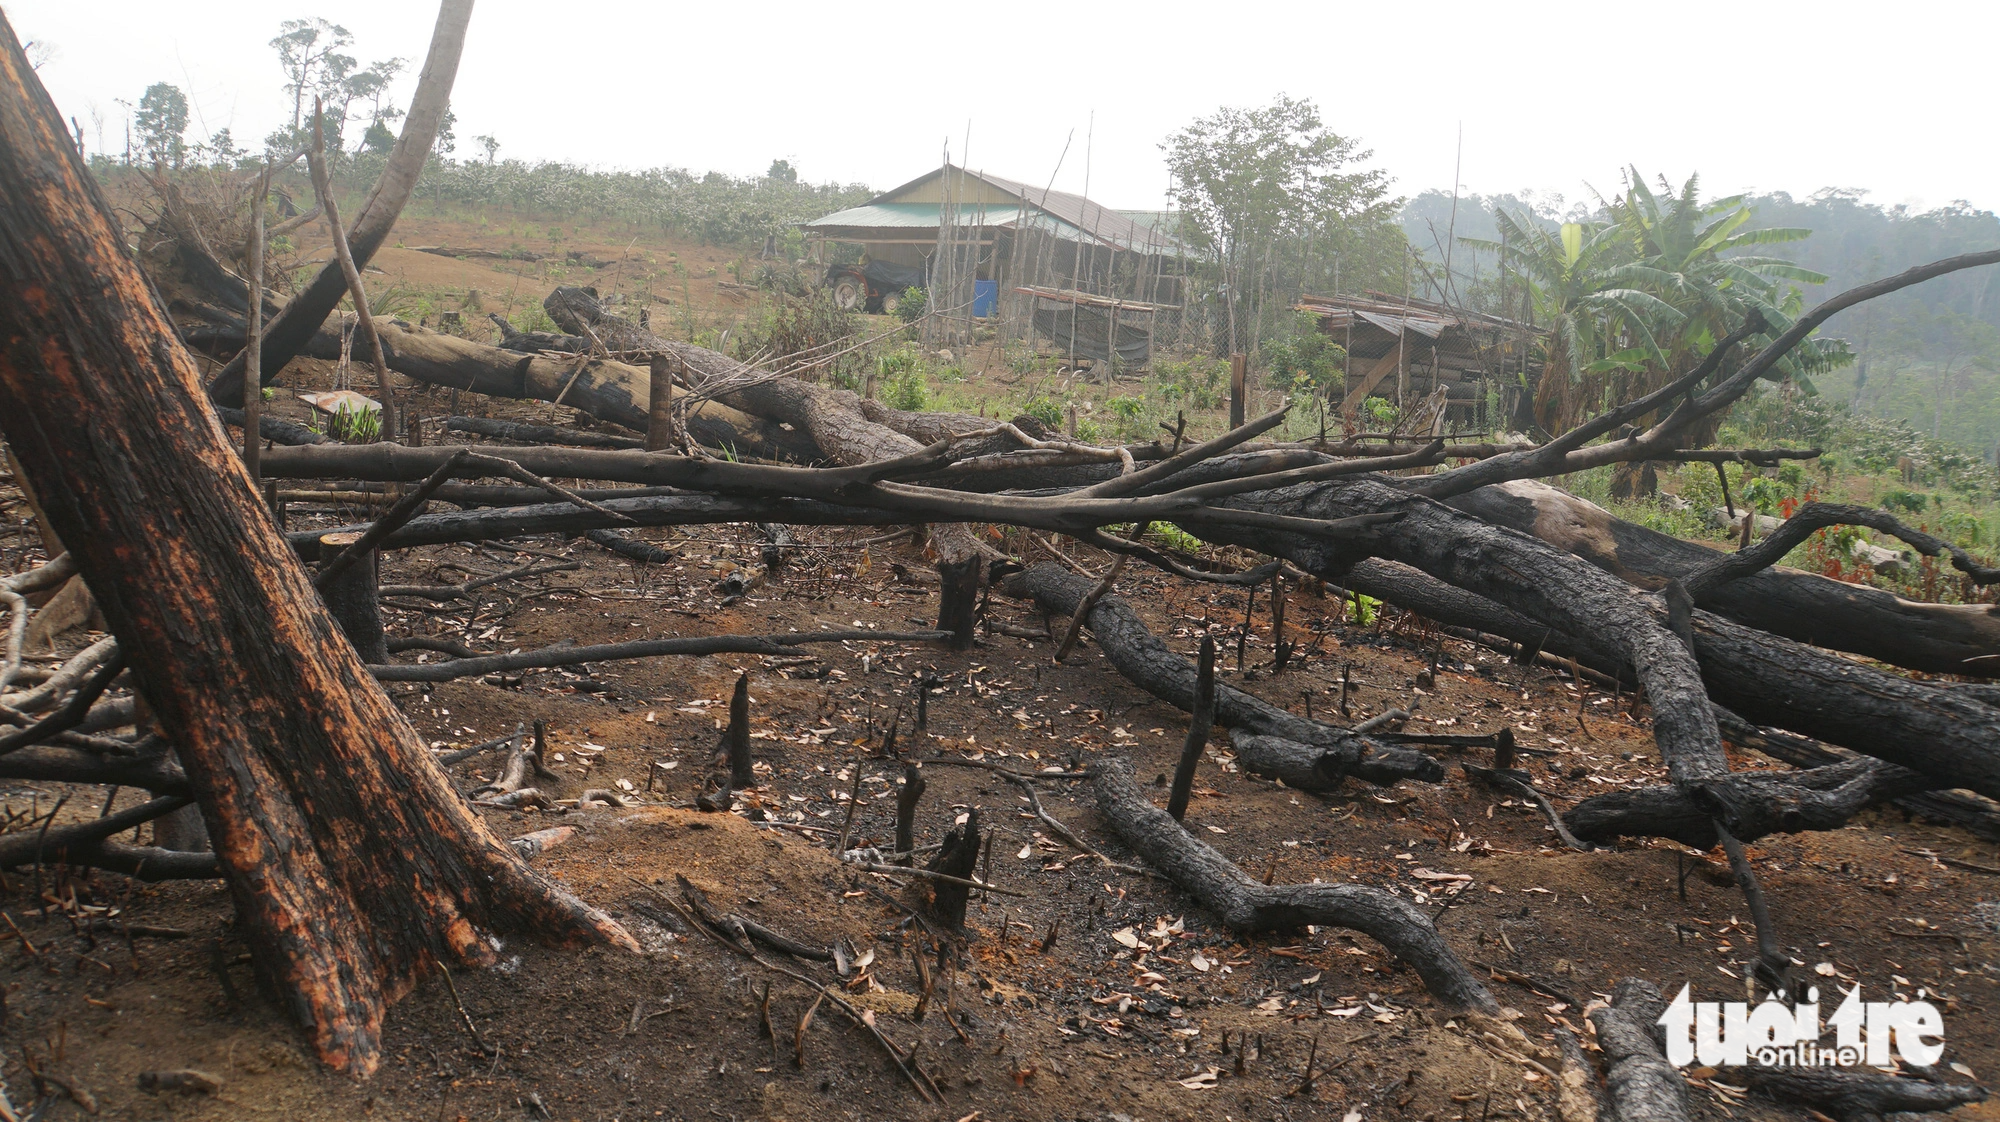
(3, 372, 1998, 1122)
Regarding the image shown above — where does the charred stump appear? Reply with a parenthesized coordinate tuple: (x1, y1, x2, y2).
(927, 809, 981, 928)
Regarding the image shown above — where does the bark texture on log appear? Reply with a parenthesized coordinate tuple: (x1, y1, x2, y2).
(296, 320, 813, 461)
(0, 26, 633, 1074)
(1587, 979, 1689, 1122)
(1092, 757, 1494, 1011)
(1204, 476, 1730, 806)
(1734, 1066, 1985, 1121)
(1001, 563, 1440, 786)
(1564, 755, 1936, 848)
(1448, 480, 2000, 677)
(1340, 557, 2000, 804)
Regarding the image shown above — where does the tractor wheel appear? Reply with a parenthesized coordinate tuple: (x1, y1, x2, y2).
(830, 274, 864, 311)
(880, 290, 901, 316)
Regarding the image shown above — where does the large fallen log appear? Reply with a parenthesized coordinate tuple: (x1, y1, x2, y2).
(1340, 557, 2000, 789)
(1447, 480, 2000, 677)
(291, 319, 816, 461)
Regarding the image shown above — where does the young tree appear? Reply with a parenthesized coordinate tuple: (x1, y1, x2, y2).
(433, 104, 456, 157)
(474, 133, 499, 164)
(133, 81, 188, 167)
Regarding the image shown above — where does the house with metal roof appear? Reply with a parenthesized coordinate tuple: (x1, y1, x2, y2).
(802, 164, 1190, 365)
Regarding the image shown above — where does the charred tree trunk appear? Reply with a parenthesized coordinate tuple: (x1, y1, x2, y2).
(1447, 479, 2000, 677)
(0, 28, 634, 1073)
(1093, 757, 1494, 1011)
(1333, 558, 2000, 806)
(1000, 563, 1441, 787)
(1588, 979, 1690, 1122)
(194, 313, 814, 461)
(927, 809, 980, 928)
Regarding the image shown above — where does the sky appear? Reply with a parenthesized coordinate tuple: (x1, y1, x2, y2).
(8, 0, 1997, 214)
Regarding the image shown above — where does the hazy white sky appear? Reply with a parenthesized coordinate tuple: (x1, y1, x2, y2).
(9, 0, 1996, 213)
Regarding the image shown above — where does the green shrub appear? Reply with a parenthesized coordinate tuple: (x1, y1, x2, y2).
(1021, 396, 1064, 430)
(1881, 490, 1929, 515)
(879, 351, 931, 412)
(1156, 356, 1227, 410)
(1258, 311, 1347, 388)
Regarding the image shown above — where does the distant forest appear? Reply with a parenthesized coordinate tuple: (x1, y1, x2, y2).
(1401, 186, 2000, 456)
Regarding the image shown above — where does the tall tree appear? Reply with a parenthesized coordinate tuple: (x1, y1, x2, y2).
(269, 17, 353, 136)
(133, 81, 187, 167)
(1164, 96, 1401, 353)
(0, 5, 631, 1075)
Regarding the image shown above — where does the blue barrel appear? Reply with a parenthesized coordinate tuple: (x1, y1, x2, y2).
(972, 279, 999, 318)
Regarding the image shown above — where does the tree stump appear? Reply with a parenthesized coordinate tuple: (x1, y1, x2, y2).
(316, 532, 387, 664)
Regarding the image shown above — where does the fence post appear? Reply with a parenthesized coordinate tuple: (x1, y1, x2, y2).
(1229, 353, 1247, 429)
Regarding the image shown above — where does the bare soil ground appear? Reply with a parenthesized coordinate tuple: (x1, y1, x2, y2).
(2, 271, 1997, 1121)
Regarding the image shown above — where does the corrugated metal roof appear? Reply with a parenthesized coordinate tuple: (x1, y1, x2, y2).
(803, 166, 1187, 257)
(804, 203, 949, 230)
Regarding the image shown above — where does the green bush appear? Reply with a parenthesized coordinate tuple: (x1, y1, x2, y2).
(1156, 356, 1227, 411)
(1259, 311, 1347, 388)
(895, 287, 928, 325)
(1021, 395, 1064, 430)
(1881, 490, 1929, 515)
(878, 350, 931, 412)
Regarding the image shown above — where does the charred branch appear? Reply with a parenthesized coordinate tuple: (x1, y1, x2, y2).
(1093, 757, 1495, 1012)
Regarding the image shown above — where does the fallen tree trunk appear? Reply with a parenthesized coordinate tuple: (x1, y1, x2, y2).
(1336, 558, 2000, 840)
(1588, 979, 1690, 1122)
(1735, 1066, 1985, 1122)
(1092, 756, 1495, 1011)
(1447, 479, 2000, 677)
(1000, 563, 1441, 787)
(290, 319, 815, 461)
(541, 286, 1005, 646)
(0, 25, 634, 1074)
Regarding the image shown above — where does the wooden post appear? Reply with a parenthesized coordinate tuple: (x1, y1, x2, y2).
(316, 532, 387, 665)
(646, 355, 675, 452)
(242, 171, 267, 481)
(1167, 635, 1217, 821)
(1229, 353, 1248, 429)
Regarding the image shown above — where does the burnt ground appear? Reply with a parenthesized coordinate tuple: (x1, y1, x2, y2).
(1, 365, 1998, 1122)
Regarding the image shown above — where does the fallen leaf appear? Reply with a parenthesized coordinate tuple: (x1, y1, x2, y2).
(1112, 927, 1141, 949)
(1190, 953, 1212, 972)
(1177, 1067, 1220, 1090)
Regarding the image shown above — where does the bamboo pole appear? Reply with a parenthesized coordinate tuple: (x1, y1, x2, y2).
(308, 100, 400, 442)
(242, 168, 269, 482)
